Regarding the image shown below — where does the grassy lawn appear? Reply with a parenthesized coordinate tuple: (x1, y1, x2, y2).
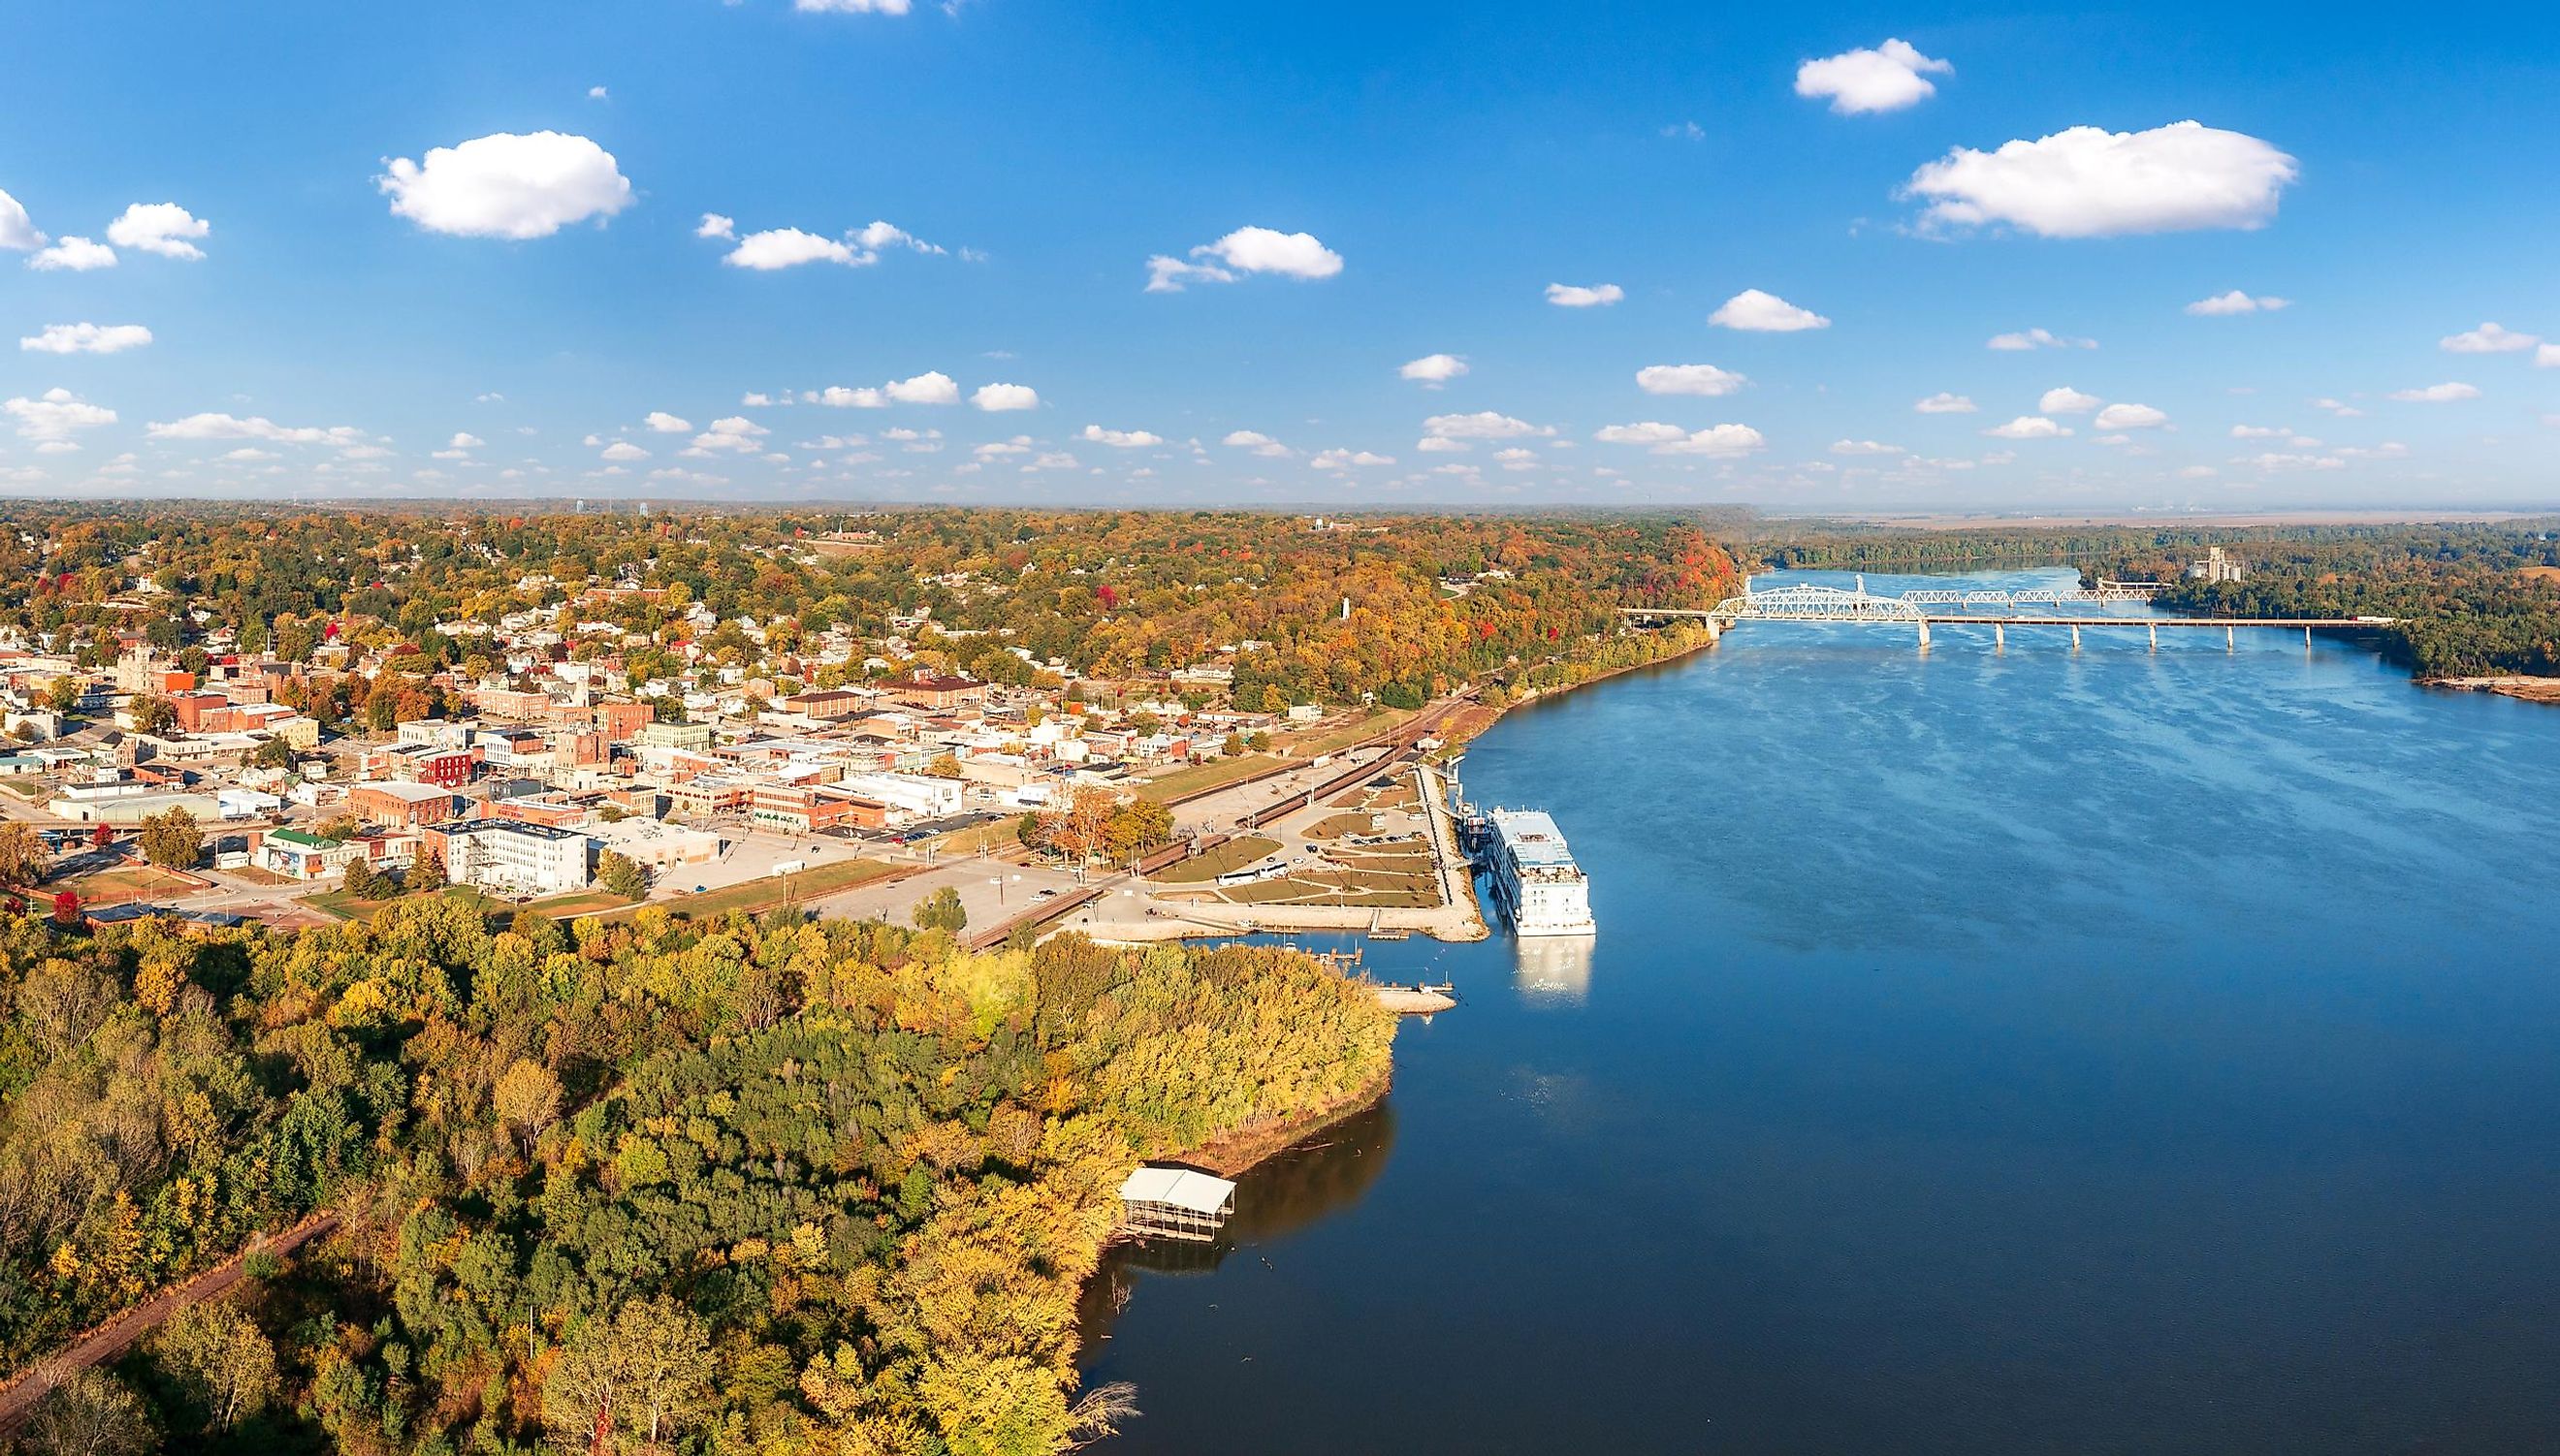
(916, 819, 1023, 859)
(625, 856, 903, 922)
(1148, 835, 1281, 884)
(1135, 754, 1282, 804)
(1223, 873, 1440, 908)
(309, 885, 503, 922)
(226, 864, 296, 887)
(3, 779, 51, 799)
(63, 865, 203, 906)
(522, 890, 631, 918)
(1304, 812, 1376, 839)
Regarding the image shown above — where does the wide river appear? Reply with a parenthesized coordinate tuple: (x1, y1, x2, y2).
(1079, 567, 2560, 1455)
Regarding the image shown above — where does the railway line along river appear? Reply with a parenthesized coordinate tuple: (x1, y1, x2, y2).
(1077, 567, 2560, 1455)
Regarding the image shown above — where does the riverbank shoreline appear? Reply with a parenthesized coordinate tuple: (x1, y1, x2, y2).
(1436, 622, 1724, 754)
(1168, 1064, 1395, 1181)
(2423, 675, 2560, 706)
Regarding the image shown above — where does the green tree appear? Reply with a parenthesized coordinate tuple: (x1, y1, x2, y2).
(246, 736, 296, 771)
(341, 857, 385, 900)
(912, 885, 968, 934)
(541, 1296, 715, 1455)
(138, 807, 202, 870)
(406, 848, 447, 893)
(598, 851, 649, 902)
(131, 696, 176, 736)
(152, 1301, 279, 1434)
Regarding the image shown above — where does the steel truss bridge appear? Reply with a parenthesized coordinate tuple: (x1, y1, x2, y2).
(1618, 579, 2397, 649)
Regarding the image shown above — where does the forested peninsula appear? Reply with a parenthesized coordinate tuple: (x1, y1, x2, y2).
(0, 902, 1394, 1454)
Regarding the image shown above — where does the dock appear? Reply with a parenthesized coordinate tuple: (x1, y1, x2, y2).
(1116, 1165, 1237, 1243)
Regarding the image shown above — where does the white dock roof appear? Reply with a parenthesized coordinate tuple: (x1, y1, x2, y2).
(1117, 1165, 1235, 1215)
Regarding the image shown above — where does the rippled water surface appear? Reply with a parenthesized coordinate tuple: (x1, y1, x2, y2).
(1081, 569, 2560, 1455)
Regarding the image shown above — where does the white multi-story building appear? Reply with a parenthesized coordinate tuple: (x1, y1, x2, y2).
(427, 819, 593, 897)
(836, 771, 964, 822)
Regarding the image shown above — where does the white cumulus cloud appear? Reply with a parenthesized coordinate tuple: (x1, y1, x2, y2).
(1794, 39, 1952, 114)
(2387, 382, 2480, 402)
(1594, 422, 1764, 456)
(20, 323, 152, 355)
(2038, 386, 2100, 415)
(2439, 322, 2539, 354)
(1223, 430, 1293, 458)
(884, 370, 958, 404)
(1310, 449, 1394, 470)
(6, 388, 117, 443)
(2538, 344, 2560, 369)
(0, 188, 42, 251)
(1146, 227, 1341, 292)
(1545, 282, 1624, 307)
(643, 411, 691, 433)
(1987, 328, 2094, 351)
(2094, 402, 2167, 429)
(1424, 411, 1552, 441)
(378, 131, 633, 239)
(600, 441, 650, 461)
(1080, 425, 1164, 448)
(1904, 120, 2299, 237)
(2187, 290, 2289, 316)
(720, 221, 941, 270)
(1636, 364, 1747, 396)
(1983, 416, 2071, 439)
(814, 371, 959, 407)
(1830, 439, 1904, 456)
(105, 203, 209, 260)
(971, 383, 1040, 411)
(796, 0, 914, 12)
(1710, 289, 1829, 332)
(1913, 393, 1977, 413)
(688, 417, 770, 453)
(29, 237, 114, 271)
(146, 412, 366, 447)
(1400, 353, 1469, 385)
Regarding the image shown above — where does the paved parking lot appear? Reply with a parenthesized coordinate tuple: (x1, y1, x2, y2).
(806, 854, 1089, 932)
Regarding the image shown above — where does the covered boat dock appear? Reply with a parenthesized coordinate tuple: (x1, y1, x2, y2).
(1115, 1165, 1237, 1242)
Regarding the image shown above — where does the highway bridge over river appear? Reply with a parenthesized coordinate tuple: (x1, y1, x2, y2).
(1620, 579, 2398, 650)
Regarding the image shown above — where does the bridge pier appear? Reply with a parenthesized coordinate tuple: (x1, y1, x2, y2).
(2148, 623, 2158, 651)
(1994, 621, 2004, 651)
(2304, 625, 2312, 648)
(1917, 619, 1931, 651)
(2070, 623, 2081, 652)
(2226, 625, 2236, 652)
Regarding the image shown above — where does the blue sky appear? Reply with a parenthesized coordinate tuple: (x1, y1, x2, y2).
(3, 0, 2556, 511)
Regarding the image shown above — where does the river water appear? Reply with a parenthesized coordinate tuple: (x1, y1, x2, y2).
(1079, 568, 2560, 1455)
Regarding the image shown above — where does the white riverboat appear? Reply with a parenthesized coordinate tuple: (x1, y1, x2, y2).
(1486, 807, 1596, 937)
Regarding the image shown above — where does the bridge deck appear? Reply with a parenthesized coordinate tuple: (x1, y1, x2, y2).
(1907, 616, 2387, 628)
(1618, 607, 2393, 628)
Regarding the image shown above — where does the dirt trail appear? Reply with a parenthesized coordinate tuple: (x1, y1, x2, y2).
(0, 1214, 339, 1435)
